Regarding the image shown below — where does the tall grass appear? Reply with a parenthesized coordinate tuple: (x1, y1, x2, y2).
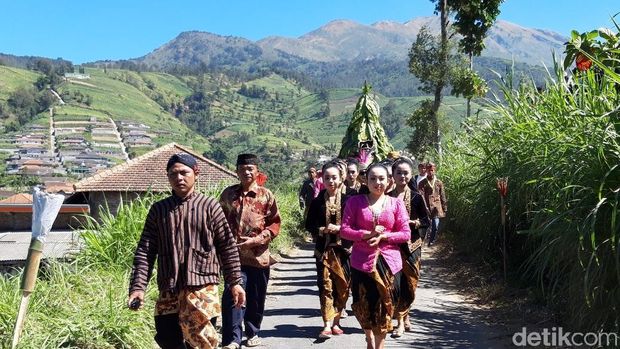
(441, 61, 619, 331)
(271, 184, 307, 253)
(0, 185, 305, 348)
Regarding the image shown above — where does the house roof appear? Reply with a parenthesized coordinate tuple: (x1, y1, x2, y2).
(44, 181, 75, 194)
(0, 193, 33, 204)
(73, 143, 237, 192)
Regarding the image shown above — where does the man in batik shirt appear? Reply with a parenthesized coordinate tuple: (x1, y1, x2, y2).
(128, 153, 245, 349)
(219, 153, 281, 349)
(418, 162, 447, 246)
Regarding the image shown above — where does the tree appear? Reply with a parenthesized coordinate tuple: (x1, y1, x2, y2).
(449, 0, 503, 117)
(8, 87, 36, 111)
(406, 99, 435, 155)
(408, 0, 501, 157)
(379, 100, 400, 139)
(450, 0, 503, 58)
(408, 19, 452, 156)
(37, 90, 56, 111)
(33, 59, 53, 75)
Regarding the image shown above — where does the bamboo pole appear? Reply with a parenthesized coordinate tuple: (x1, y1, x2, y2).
(12, 238, 44, 349)
(11, 187, 64, 349)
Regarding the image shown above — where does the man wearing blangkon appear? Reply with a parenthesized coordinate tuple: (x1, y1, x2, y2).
(128, 152, 245, 349)
(219, 153, 281, 349)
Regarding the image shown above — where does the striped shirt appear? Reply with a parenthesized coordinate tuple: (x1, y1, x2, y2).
(129, 192, 242, 294)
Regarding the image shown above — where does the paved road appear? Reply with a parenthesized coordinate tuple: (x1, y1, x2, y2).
(252, 243, 508, 349)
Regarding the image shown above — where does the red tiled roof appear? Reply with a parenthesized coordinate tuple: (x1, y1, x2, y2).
(73, 143, 236, 192)
(0, 193, 33, 204)
(45, 181, 75, 194)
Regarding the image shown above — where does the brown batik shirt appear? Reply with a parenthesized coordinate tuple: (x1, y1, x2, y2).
(129, 192, 242, 294)
(219, 182, 281, 268)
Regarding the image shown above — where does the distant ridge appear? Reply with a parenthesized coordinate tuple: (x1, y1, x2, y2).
(134, 16, 565, 69)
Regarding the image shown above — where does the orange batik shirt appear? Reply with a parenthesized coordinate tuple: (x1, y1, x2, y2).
(219, 182, 281, 268)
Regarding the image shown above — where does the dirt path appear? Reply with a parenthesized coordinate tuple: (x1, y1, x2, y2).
(255, 243, 508, 348)
(66, 79, 98, 88)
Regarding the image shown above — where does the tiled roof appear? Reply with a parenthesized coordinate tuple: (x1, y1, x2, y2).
(0, 193, 33, 204)
(44, 181, 75, 194)
(73, 143, 237, 192)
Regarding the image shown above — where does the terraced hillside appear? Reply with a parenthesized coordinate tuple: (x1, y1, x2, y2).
(1, 65, 481, 183)
(57, 68, 208, 156)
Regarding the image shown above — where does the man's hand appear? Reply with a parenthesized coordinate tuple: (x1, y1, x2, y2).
(410, 219, 421, 229)
(237, 236, 260, 249)
(127, 290, 145, 311)
(231, 284, 246, 309)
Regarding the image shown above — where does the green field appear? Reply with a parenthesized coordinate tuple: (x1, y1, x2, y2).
(0, 66, 40, 102)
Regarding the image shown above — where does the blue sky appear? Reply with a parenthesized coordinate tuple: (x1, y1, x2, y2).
(1, 0, 618, 64)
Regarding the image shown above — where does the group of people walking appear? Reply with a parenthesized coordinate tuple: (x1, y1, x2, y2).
(127, 151, 446, 349)
(302, 157, 447, 348)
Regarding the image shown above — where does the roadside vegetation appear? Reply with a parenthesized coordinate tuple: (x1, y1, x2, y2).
(440, 26, 619, 332)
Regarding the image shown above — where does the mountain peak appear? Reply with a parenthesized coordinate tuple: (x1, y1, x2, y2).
(302, 19, 364, 38)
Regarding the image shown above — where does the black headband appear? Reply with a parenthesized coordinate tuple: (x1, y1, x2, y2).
(166, 153, 198, 171)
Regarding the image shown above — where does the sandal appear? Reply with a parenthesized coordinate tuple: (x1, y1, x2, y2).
(392, 325, 404, 338)
(319, 329, 332, 339)
(331, 325, 344, 335)
(246, 335, 261, 347)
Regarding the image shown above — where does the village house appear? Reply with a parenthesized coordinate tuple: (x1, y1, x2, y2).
(7, 159, 57, 171)
(124, 135, 153, 144)
(91, 142, 122, 149)
(64, 72, 90, 80)
(68, 143, 237, 219)
(120, 121, 150, 129)
(121, 129, 148, 137)
(92, 148, 125, 158)
(18, 165, 57, 176)
(57, 138, 87, 147)
(13, 134, 47, 146)
(17, 147, 49, 158)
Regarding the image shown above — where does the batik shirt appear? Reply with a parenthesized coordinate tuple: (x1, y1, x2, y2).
(219, 182, 281, 268)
